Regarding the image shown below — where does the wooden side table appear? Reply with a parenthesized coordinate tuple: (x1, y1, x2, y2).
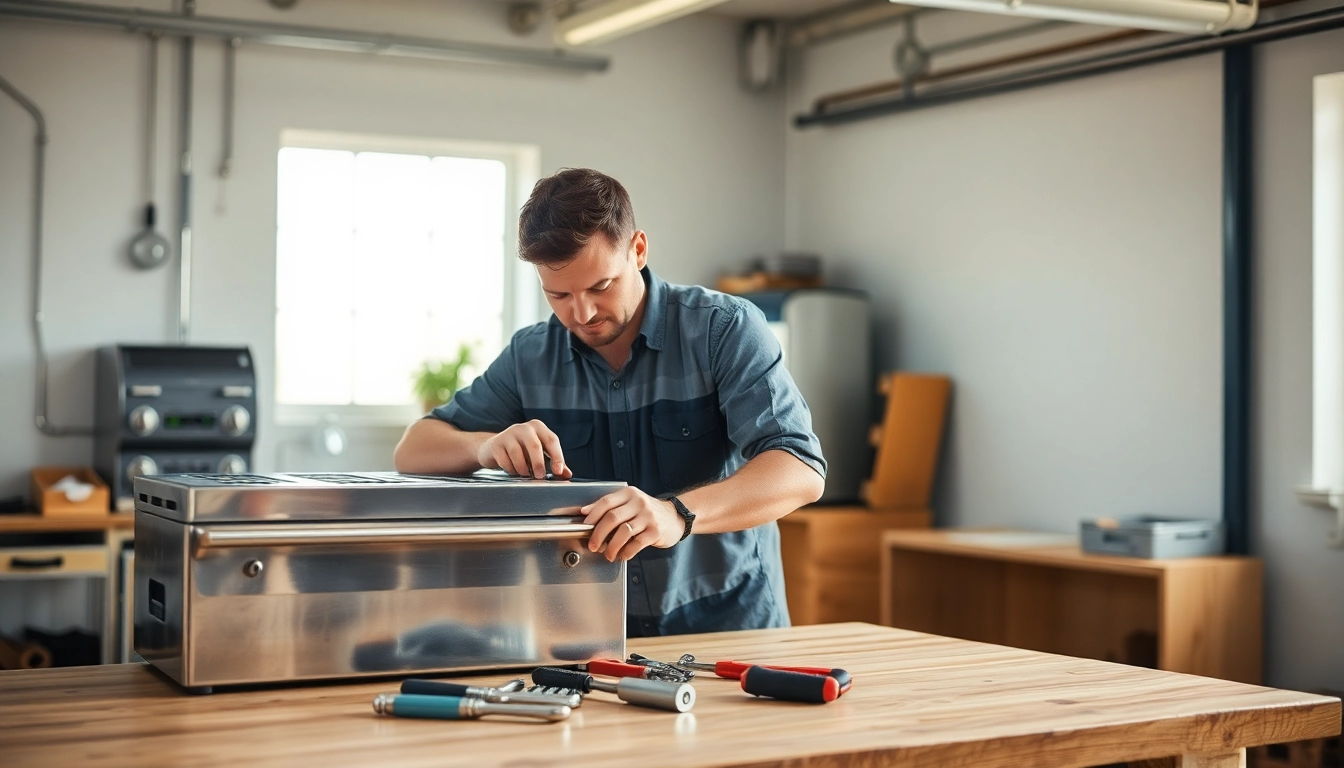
(0, 512, 135, 665)
(780, 505, 930, 625)
(880, 528, 1263, 683)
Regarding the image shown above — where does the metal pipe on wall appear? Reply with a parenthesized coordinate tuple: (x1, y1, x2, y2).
(1223, 43, 1253, 556)
(0, 73, 92, 436)
(796, 1, 1344, 125)
(0, 0, 610, 72)
(178, 0, 194, 344)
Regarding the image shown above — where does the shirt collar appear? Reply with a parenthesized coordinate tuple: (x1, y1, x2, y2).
(638, 267, 667, 353)
(554, 266, 666, 363)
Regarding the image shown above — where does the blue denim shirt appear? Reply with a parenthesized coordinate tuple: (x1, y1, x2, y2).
(431, 268, 826, 636)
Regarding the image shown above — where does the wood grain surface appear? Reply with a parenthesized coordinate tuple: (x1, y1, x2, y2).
(0, 623, 1336, 768)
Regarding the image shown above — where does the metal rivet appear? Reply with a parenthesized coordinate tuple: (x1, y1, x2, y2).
(563, 551, 581, 568)
(681, 427, 690, 436)
(242, 559, 264, 577)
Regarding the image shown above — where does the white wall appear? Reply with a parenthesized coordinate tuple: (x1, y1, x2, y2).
(0, 0, 785, 490)
(785, 15, 1344, 690)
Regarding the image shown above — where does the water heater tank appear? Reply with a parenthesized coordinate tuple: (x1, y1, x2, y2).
(744, 289, 871, 504)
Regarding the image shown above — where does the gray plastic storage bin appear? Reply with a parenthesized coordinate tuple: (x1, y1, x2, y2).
(1080, 516, 1224, 559)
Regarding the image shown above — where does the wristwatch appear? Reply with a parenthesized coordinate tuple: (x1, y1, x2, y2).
(667, 496, 696, 543)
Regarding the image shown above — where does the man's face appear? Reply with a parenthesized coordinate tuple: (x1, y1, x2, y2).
(538, 230, 648, 349)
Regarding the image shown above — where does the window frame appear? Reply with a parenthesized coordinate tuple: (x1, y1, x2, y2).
(272, 128, 541, 428)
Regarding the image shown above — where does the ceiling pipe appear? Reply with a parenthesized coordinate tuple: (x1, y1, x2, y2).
(0, 0, 609, 72)
(785, 0, 922, 48)
(814, 27, 1147, 113)
(888, 0, 1257, 36)
(797, 0, 1339, 126)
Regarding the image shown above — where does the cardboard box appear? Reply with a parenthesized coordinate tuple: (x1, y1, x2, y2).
(31, 467, 110, 517)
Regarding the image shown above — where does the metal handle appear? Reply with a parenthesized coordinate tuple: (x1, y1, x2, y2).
(9, 555, 64, 570)
(192, 520, 594, 553)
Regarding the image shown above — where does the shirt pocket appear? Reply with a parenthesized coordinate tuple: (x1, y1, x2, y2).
(553, 422, 595, 480)
(651, 402, 728, 495)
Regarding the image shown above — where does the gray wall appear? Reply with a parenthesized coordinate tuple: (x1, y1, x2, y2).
(785, 17, 1344, 691)
(0, 0, 785, 488)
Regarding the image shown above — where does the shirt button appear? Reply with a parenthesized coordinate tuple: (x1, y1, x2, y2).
(681, 427, 690, 436)
(612, 381, 621, 389)
(631, 574, 641, 584)
(617, 440, 625, 448)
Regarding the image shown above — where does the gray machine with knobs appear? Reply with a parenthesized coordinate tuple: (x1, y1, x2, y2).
(95, 345, 257, 510)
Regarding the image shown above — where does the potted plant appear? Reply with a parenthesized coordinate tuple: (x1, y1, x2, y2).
(412, 343, 476, 413)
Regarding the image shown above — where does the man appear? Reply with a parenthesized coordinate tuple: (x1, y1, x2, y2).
(394, 168, 825, 636)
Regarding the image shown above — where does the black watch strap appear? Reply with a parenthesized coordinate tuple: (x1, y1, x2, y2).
(668, 496, 695, 542)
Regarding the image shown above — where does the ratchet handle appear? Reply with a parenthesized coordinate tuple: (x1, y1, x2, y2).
(716, 661, 852, 692)
(400, 679, 470, 697)
(532, 667, 594, 693)
(585, 659, 651, 679)
(740, 666, 841, 704)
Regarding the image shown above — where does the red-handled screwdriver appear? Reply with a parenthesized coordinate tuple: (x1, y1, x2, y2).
(676, 654, 852, 694)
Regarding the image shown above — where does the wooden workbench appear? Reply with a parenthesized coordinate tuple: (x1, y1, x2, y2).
(0, 623, 1336, 768)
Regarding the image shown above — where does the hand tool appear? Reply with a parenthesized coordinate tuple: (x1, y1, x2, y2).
(582, 658, 693, 683)
(739, 666, 842, 704)
(625, 653, 697, 682)
(532, 667, 695, 713)
(675, 653, 853, 693)
(400, 678, 582, 708)
(372, 693, 571, 722)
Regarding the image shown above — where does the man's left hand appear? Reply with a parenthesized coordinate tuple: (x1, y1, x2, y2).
(581, 487, 683, 562)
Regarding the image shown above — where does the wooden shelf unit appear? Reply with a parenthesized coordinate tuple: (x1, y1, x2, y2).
(0, 512, 133, 534)
(780, 506, 930, 625)
(880, 529, 1263, 684)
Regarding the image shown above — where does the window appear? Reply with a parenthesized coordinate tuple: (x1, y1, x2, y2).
(274, 130, 539, 425)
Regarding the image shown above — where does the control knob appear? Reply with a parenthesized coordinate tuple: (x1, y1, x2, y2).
(128, 405, 160, 436)
(126, 455, 159, 481)
(217, 454, 248, 474)
(221, 405, 251, 437)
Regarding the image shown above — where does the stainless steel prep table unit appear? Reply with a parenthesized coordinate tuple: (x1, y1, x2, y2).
(133, 472, 627, 693)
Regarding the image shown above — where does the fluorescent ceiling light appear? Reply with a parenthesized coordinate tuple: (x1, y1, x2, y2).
(889, 0, 1257, 35)
(556, 0, 733, 46)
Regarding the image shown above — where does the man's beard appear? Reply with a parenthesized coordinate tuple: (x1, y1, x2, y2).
(575, 316, 627, 348)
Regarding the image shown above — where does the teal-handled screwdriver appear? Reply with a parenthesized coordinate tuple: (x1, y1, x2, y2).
(372, 693, 570, 722)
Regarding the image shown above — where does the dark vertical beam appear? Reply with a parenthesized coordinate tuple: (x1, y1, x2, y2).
(1223, 44, 1253, 555)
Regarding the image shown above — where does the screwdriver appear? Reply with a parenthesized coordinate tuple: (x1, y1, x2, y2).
(400, 678, 582, 708)
(372, 693, 571, 722)
(532, 667, 695, 713)
(676, 653, 853, 693)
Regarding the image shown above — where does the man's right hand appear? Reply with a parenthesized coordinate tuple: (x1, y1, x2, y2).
(476, 419, 573, 480)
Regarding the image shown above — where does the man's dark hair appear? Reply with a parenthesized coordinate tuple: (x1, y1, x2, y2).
(518, 168, 636, 266)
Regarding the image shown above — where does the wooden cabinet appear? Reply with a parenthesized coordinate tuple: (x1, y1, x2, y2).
(880, 529, 1263, 683)
(780, 505, 930, 625)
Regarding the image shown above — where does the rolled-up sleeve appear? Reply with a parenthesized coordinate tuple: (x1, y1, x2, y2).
(709, 300, 827, 477)
(429, 339, 525, 433)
